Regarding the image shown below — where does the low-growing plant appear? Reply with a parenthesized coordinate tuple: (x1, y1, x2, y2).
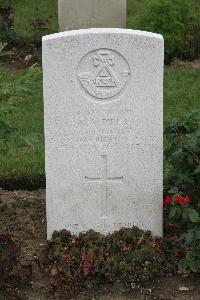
(181, 226, 200, 272)
(164, 110, 200, 205)
(42, 227, 170, 298)
(163, 190, 200, 273)
(164, 110, 200, 273)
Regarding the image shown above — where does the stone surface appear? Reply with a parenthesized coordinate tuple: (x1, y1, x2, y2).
(42, 28, 164, 239)
(58, 0, 126, 31)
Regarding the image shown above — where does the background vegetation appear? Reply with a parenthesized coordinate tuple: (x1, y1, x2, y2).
(0, 0, 199, 292)
(0, 1, 199, 62)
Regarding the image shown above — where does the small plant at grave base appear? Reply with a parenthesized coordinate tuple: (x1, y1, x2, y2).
(163, 190, 200, 273)
(42, 227, 171, 299)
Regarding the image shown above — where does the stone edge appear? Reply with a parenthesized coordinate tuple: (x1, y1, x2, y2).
(42, 28, 163, 42)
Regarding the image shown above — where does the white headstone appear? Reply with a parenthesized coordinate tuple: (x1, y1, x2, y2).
(58, 0, 126, 31)
(43, 29, 164, 239)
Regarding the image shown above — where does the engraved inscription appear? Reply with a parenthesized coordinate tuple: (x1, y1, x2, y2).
(57, 108, 160, 152)
(78, 49, 131, 100)
(85, 155, 123, 229)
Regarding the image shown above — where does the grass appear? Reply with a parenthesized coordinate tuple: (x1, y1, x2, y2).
(164, 67, 200, 122)
(0, 64, 44, 178)
(12, 0, 58, 38)
(0, 63, 199, 179)
(12, 0, 199, 38)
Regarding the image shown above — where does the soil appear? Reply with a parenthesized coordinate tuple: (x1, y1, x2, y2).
(0, 189, 200, 300)
(171, 58, 200, 69)
(0, 176, 46, 191)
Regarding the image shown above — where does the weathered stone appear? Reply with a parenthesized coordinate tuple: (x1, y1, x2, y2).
(58, 0, 126, 31)
(42, 28, 164, 239)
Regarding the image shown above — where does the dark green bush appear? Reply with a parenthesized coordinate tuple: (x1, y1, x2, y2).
(163, 190, 200, 273)
(0, 2, 34, 54)
(164, 110, 200, 205)
(29, 16, 52, 48)
(0, 2, 15, 43)
(130, 0, 200, 64)
(164, 110, 200, 273)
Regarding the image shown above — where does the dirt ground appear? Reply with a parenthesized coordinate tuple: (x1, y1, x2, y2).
(171, 59, 200, 69)
(0, 189, 200, 300)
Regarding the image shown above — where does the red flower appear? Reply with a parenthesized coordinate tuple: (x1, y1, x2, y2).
(82, 254, 94, 276)
(168, 223, 177, 229)
(175, 250, 182, 257)
(83, 260, 91, 275)
(176, 195, 190, 206)
(163, 194, 173, 206)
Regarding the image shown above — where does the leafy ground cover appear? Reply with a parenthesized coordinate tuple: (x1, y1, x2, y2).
(0, 62, 199, 179)
(0, 189, 200, 299)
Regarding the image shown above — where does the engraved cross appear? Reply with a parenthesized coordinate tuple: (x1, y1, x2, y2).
(85, 155, 124, 229)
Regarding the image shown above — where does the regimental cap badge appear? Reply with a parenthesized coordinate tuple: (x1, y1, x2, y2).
(78, 49, 131, 100)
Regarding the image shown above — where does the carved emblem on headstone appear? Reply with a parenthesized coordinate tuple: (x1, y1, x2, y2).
(78, 49, 131, 100)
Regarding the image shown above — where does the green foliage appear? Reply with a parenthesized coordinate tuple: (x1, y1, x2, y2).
(0, 2, 15, 43)
(43, 228, 170, 298)
(164, 110, 200, 204)
(0, 42, 12, 57)
(131, 0, 200, 63)
(12, 0, 58, 39)
(0, 64, 41, 155)
(164, 111, 200, 273)
(0, 64, 44, 178)
(179, 226, 200, 272)
(30, 16, 52, 47)
(164, 189, 200, 273)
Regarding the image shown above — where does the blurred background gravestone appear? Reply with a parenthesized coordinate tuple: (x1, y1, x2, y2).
(58, 0, 126, 31)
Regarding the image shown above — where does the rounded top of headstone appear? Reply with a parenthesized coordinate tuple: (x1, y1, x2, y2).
(42, 28, 163, 42)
